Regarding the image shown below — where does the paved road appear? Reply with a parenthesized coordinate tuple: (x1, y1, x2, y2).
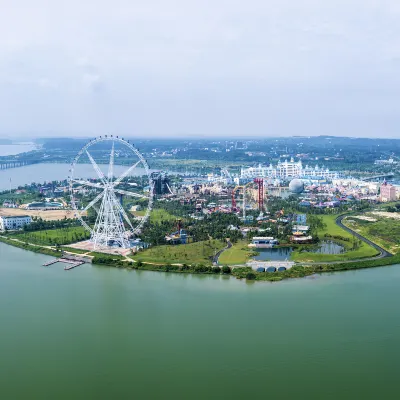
(302, 214, 393, 265)
(336, 214, 393, 258)
(213, 240, 232, 265)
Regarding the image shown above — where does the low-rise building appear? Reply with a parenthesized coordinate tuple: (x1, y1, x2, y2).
(0, 215, 32, 231)
(290, 235, 313, 244)
(249, 236, 279, 248)
(380, 182, 397, 202)
(292, 225, 310, 234)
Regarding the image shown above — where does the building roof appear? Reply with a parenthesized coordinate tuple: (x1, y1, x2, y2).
(0, 215, 31, 219)
(292, 225, 310, 231)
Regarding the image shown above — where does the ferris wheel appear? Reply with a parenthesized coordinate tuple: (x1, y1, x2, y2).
(68, 135, 153, 249)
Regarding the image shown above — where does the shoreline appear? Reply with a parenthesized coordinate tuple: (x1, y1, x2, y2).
(1, 234, 399, 282)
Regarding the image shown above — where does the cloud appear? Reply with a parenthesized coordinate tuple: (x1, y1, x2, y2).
(82, 73, 104, 92)
(0, 0, 400, 137)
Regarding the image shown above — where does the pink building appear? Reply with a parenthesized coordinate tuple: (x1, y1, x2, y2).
(380, 182, 397, 202)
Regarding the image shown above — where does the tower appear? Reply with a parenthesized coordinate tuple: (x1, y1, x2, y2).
(254, 178, 264, 211)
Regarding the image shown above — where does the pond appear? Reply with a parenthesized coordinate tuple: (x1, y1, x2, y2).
(253, 247, 293, 261)
(302, 240, 345, 255)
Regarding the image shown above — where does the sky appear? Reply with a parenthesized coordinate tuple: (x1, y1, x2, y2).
(0, 0, 400, 139)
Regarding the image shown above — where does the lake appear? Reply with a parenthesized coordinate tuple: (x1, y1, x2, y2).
(1, 242, 400, 399)
(0, 163, 155, 191)
(0, 143, 37, 156)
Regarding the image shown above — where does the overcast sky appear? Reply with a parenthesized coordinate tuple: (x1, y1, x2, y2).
(1, 0, 400, 139)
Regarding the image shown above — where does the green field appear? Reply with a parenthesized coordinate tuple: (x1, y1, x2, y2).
(132, 208, 177, 223)
(218, 241, 252, 265)
(344, 215, 400, 255)
(8, 226, 90, 246)
(136, 240, 225, 264)
(61, 246, 91, 254)
(291, 214, 379, 262)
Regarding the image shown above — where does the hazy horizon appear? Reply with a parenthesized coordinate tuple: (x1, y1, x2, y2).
(1, 1, 400, 139)
(2, 133, 399, 142)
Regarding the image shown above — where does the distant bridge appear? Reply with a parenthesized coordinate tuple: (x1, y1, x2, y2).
(361, 173, 395, 182)
(0, 161, 35, 170)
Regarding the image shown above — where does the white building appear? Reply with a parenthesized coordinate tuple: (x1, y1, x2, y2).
(0, 215, 32, 231)
(240, 158, 340, 180)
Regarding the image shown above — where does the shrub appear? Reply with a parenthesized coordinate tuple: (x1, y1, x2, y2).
(222, 265, 231, 274)
(246, 272, 256, 280)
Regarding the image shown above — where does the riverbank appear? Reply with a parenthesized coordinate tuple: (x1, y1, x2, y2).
(2, 234, 400, 282)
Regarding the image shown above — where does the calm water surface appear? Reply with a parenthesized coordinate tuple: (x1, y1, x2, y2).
(0, 143, 36, 156)
(0, 163, 154, 190)
(306, 240, 346, 254)
(253, 246, 293, 260)
(1, 243, 400, 399)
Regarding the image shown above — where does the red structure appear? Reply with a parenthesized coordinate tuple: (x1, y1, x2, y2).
(231, 191, 237, 210)
(254, 178, 264, 211)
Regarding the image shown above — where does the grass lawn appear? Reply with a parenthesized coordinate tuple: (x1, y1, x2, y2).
(136, 239, 225, 264)
(61, 246, 91, 254)
(291, 214, 379, 262)
(8, 226, 90, 246)
(218, 240, 252, 265)
(343, 216, 400, 255)
(132, 208, 177, 223)
(320, 215, 350, 236)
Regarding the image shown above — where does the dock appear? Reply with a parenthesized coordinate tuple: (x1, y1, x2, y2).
(43, 255, 86, 270)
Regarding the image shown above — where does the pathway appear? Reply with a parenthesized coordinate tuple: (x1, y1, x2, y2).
(301, 214, 393, 265)
(213, 240, 232, 265)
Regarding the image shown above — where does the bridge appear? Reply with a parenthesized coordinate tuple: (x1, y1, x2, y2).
(0, 160, 35, 170)
(247, 260, 295, 271)
(361, 173, 395, 182)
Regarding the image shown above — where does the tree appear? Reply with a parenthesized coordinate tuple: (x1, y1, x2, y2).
(222, 266, 231, 274)
(246, 272, 256, 280)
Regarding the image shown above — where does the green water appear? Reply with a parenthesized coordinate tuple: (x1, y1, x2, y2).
(1, 243, 400, 399)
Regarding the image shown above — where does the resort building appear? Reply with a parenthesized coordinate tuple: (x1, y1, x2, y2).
(240, 158, 340, 180)
(0, 215, 32, 231)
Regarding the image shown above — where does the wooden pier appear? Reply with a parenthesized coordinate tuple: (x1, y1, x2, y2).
(43, 255, 86, 270)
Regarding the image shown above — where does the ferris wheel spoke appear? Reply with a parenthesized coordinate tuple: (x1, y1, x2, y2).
(114, 188, 149, 200)
(72, 179, 105, 190)
(86, 150, 107, 185)
(111, 196, 135, 231)
(113, 160, 142, 187)
(108, 143, 115, 182)
(83, 191, 105, 212)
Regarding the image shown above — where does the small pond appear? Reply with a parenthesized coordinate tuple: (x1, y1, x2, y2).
(253, 247, 293, 261)
(301, 240, 345, 255)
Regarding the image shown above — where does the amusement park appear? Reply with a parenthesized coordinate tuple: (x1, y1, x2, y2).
(0, 135, 399, 281)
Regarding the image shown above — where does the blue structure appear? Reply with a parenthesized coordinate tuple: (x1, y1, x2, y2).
(296, 214, 307, 225)
(165, 229, 189, 245)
